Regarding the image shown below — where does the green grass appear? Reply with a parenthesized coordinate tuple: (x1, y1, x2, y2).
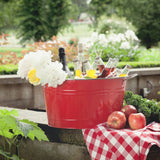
(58, 23, 94, 42)
(0, 47, 27, 57)
(139, 47, 160, 62)
(0, 64, 18, 75)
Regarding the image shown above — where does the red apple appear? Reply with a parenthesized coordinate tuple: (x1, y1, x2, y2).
(107, 111, 126, 129)
(121, 105, 137, 118)
(128, 113, 146, 130)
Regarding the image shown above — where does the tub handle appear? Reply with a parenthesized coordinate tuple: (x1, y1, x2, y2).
(126, 73, 138, 80)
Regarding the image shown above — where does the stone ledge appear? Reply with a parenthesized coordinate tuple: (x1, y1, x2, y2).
(0, 75, 28, 84)
(130, 67, 160, 76)
(0, 67, 160, 84)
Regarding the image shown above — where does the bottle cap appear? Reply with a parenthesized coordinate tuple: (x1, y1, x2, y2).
(59, 47, 65, 53)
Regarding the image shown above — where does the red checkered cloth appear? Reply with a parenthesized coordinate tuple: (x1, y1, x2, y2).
(82, 122, 160, 160)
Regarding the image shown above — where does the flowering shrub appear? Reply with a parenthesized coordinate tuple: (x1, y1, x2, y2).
(0, 34, 26, 65)
(17, 50, 67, 88)
(0, 33, 9, 46)
(85, 30, 140, 62)
(0, 51, 26, 65)
(24, 36, 78, 63)
(68, 38, 79, 47)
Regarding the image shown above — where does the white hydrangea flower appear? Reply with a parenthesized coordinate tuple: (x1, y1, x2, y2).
(107, 33, 118, 44)
(32, 50, 52, 69)
(17, 50, 67, 88)
(17, 50, 52, 79)
(120, 41, 131, 49)
(36, 61, 67, 88)
(17, 53, 35, 78)
(117, 33, 126, 42)
(125, 30, 139, 41)
(98, 34, 108, 46)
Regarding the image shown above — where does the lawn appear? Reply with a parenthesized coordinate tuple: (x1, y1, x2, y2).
(139, 47, 160, 62)
(58, 23, 94, 42)
(0, 47, 27, 57)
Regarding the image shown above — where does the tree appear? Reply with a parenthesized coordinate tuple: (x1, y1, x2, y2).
(0, 0, 19, 33)
(87, 0, 113, 28)
(71, 0, 88, 20)
(16, 0, 72, 43)
(88, 0, 160, 48)
(114, 0, 160, 48)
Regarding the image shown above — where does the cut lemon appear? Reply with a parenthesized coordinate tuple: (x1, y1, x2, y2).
(28, 69, 40, 85)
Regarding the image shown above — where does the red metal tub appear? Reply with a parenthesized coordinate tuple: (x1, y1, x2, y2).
(43, 74, 136, 129)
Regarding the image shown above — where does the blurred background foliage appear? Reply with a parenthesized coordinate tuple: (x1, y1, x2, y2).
(89, 0, 160, 48)
(0, 0, 160, 74)
(0, 0, 160, 48)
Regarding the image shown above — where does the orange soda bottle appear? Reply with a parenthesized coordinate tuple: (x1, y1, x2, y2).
(92, 56, 105, 73)
(97, 58, 118, 78)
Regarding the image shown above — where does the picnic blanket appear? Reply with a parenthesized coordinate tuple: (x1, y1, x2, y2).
(82, 122, 160, 160)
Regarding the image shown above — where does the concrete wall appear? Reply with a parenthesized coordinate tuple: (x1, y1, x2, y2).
(126, 67, 160, 100)
(0, 67, 160, 110)
(0, 75, 45, 110)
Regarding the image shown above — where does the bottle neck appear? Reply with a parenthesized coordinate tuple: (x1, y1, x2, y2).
(106, 58, 118, 68)
(95, 56, 104, 65)
(121, 65, 131, 74)
(59, 47, 72, 78)
(59, 47, 67, 71)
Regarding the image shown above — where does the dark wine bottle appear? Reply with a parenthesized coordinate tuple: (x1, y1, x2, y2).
(59, 47, 72, 78)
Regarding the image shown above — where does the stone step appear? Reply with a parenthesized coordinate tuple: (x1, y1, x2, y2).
(19, 139, 90, 160)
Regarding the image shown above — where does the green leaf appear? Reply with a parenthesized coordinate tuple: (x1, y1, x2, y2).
(27, 132, 35, 141)
(28, 129, 49, 142)
(10, 110, 19, 117)
(11, 154, 20, 160)
(19, 119, 48, 141)
(0, 130, 14, 139)
(0, 115, 17, 131)
(17, 120, 33, 138)
(0, 109, 18, 117)
(19, 119, 38, 128)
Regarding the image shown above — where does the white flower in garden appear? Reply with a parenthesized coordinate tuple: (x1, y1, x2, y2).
(125, 30, 139, 41)
(120, 41, 131, 49)
(79, 38, 92, 49)
(117, 33, 126, 42)
(107, 33, 126, 44)
(91, 32, 99, 42)
(98, 34, 108, 45)
(107, 33, 119, 44)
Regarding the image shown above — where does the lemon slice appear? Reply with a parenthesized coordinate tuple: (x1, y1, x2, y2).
(28, 69, 40, 85)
